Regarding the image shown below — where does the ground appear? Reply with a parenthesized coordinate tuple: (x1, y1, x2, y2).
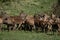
(0, 31, 60, 40)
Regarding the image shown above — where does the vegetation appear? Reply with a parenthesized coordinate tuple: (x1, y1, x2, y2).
(0, 0, 57, 15)
(0, 31, 60, 40)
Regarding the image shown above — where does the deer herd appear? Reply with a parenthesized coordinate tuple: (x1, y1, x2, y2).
(0, 11, 60, 34)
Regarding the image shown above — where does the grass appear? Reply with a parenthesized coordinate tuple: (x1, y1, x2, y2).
(0, 0, 57, 15)
(0, 31, 60, 40)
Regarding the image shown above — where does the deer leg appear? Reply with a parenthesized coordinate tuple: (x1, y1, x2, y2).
(17, 24, 21, 30)
(9, 26, 12, 31)
(13, 24, 17, 30)
(7, 24, 9, 32)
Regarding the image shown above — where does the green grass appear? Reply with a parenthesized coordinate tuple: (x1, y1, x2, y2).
(0, 0, 57, 15)
(0, 31, 60, 40)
